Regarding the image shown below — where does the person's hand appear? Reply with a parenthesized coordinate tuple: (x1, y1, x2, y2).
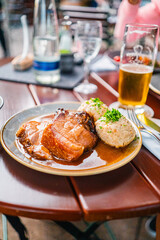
(128, 0, 141, 5)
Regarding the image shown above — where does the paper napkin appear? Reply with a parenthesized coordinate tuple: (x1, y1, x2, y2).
(90, 55, 117, 72)
(141, 118, 160, 160)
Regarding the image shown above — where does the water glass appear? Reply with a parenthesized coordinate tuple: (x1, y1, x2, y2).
(74, 21, 102, 94)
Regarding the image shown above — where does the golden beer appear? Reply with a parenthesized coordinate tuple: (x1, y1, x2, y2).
(118, 64, 153, 106)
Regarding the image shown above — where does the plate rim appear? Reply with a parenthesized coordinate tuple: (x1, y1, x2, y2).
(149, 83, 160, 95)
(0, 101, 142, 176)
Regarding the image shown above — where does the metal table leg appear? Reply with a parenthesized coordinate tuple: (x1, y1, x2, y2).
(55, 221, 103, 240)
(5, 215, 29, 240)
(2, 214, 8, 240)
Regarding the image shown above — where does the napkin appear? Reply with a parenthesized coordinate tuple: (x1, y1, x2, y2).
(90, 55, 117, 72)
(141, 118, 160, 160)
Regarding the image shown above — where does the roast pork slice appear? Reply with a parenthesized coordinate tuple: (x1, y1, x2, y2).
(16, 109, 98, 162)
(41, 124, 84, 161)
(16, 121, 53, 160)
(41, 109, 98, 161)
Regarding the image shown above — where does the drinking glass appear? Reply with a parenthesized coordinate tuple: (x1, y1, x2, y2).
(0, 96, 3, 109)
(0, 96, 3, 150)
(110, 24, 159, 116)
(74, 21, 102, 94)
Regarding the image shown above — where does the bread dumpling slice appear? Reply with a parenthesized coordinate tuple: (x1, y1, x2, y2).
(78, 98, 108, 121)
(95, 109, 136, 148)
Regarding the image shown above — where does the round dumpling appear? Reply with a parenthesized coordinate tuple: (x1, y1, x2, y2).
(95, 109, 136, 148)
(78, 98, 108, 121)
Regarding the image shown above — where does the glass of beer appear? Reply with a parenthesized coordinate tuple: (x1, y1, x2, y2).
(118, 24, 159, 115)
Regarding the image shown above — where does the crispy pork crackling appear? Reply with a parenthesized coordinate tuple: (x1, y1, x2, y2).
(16, 109, 98, 162)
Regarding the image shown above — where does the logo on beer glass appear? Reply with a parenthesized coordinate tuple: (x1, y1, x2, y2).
(126, 44, 152, 65)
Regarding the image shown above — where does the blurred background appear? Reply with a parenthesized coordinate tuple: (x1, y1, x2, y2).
(0, 0, 121, 58)
(0, 0, 151, 58)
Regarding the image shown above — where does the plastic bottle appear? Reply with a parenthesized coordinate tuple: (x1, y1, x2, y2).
(33, 0, 60, 84)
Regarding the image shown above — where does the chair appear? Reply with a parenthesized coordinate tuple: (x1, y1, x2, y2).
(58, 5, 115, 45)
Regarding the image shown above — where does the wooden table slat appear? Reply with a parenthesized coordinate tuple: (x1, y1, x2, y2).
(132, 147, 160, 196)
(71, 163, 160, 221)
(0, 80, 82, 220)
(29, 85, 78, 105)
(0, 151, 82, 220)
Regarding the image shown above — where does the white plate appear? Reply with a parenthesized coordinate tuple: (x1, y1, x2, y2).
(150, 74, 160, 95)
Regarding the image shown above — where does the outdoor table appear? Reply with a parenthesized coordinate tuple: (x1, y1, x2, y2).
(0, 58, 160, 240)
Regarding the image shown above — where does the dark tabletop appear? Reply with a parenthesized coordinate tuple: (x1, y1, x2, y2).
(0, 58, 160, 239)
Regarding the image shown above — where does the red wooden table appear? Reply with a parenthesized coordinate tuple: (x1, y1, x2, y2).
(0, 58, 160, 239)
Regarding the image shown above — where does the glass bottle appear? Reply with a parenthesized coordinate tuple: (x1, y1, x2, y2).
(59, 16, 72, 54)
(33, 0, 60, 84)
